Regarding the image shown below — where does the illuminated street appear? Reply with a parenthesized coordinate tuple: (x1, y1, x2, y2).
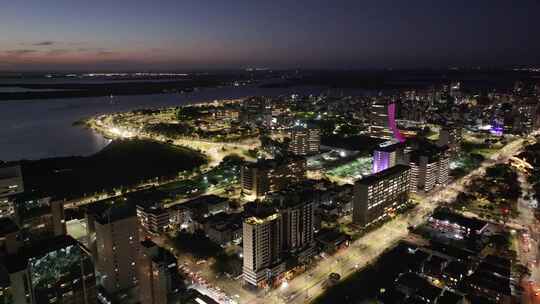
(171, 134, 531, 304)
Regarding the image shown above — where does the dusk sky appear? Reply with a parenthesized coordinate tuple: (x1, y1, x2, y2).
(1, 0, 540, 71)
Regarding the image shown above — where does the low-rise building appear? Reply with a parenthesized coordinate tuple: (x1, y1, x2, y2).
(201, 212, 242, 246)
(315, 229, 350, 253)
(168, 195, 229, 231)
(136, 203, 170, 236)
(428, 208, 488, 239)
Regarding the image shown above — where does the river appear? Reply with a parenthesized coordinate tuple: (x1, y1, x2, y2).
(0, 85, 371, 161)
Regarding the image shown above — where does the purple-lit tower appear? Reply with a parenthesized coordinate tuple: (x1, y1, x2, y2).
(369, 101, 405, 142)
(372, 141, 405, 173)
(388, 103, 406, 143)
(490, 119, 504, 136)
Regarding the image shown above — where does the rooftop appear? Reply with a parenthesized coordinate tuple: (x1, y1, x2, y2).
(244, 155, 305, 170)
(179, 194, 229, 210)
(375, 141, 404, 153)
(315, 229, 350, 245)
(465, 271, 511, 296)
(356, 164, 410, 185)
(245, 213, 280, 225)
(430, 208, 488, 233)
(4, 235, 80, 273)
(87, 201, 136, 224)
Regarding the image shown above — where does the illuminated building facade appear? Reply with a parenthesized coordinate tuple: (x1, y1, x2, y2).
(408, 148, 450, 193)
(372, 141, 405, 173)
(242, 211, 285, 287)
(353, 165, 411, 227)
(369, 101, 405, 142)
(437, 125, 463, 156)
(136, 203, 170, 237)
(369, 100, 393, 139)
(241, 156, 307, 199)
(288, 124, 321, 156)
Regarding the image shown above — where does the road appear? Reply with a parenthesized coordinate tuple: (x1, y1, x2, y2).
(61, 117, 258, 209)
(181, 135, 530, 304)
(516, 168, 540, 304)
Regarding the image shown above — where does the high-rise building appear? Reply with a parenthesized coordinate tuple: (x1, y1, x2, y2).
(288, 123, 321, 156)
(138, 240, 182, 304)
(408, 148, 450, 193)
(268, 190, 316, 261)
(2, 235, 96, 304)
(88, 204, 139, 295)
(369, 100, 406, 142)
(0, 165, 23, 218)
(369, 100, 393, 139)
(437, 125, 463, 156)
(12, 196, 66, 242)
(512, 100, 540, 134)
(240, 156, 307, 199)
(242, 208, 285, 288)
(353, 165, 411, 227)
(372, 141, 406, 173)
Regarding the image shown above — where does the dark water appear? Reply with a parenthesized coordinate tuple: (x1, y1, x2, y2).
(0, 85, 370, 161)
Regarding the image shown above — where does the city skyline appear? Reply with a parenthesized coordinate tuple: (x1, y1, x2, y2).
(1, 0, 540, 71)
(1, 2, 540, 303)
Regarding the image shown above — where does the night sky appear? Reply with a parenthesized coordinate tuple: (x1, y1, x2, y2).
(1, 0, 539, 71)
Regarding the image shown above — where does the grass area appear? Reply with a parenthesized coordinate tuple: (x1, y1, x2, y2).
(450, 153, 485, 178)
(170, 230, 222, 259)
(453, 164, 521, 221)
(326, 156, 372, 180)
(157, 154, 242, 200)
(461, 139, 504, 158)
(17, 139, 207, 200)
(213, 253, 243, 276)
(168, 230, 242, 276)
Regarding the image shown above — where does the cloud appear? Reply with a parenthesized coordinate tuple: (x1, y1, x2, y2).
(32, 41, 56, 46)
(96, 50, 114, 56)
(4, 49, 38, 56)
(47, 49, 70, 56)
